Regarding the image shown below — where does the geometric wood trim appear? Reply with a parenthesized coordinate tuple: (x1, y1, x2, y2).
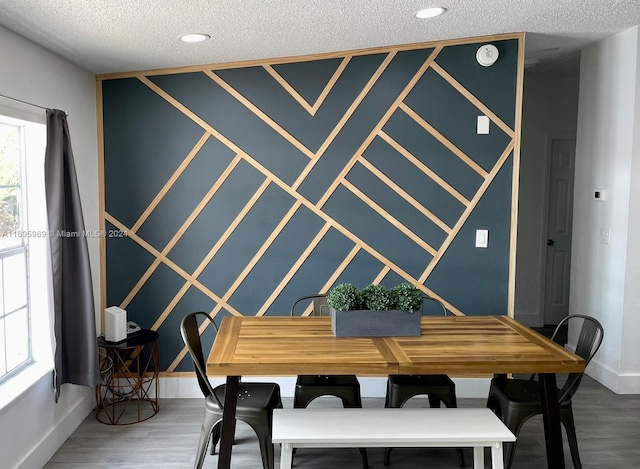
(398, 102, 489, 178)
(316, 46, 443, 209)
(105, 211, 242, 316)
(419, 139, 515, 283)
(292, 51, 397, 190)
(131, 131, 211, 233)
(341, 178, 438, 257)
(508, 34, 526, 318)
(263, 56, 351, 116)
(97, 81, 107, 328)
(100, 33, 524, 372)
(358, 157, 452, 234)
(204, 70, 315, 158)
(377, 130, 471, 206)
(430, 62, 515, 138)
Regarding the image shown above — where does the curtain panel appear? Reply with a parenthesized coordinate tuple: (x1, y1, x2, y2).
(45, 109, 99, 401)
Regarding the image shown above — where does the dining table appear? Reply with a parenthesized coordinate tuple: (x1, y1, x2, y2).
(206, 315, 585, 469)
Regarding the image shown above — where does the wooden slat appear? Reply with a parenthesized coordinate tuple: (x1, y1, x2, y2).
(316, 46, 442, 209)
(430, 62, 514, 139)
(137, 63, 450, 304)
(208, 316, 241, 367)
(118, 153, 244, 310)
(256, 223, 331, 316)
(508, 34, 526, 317)
(391, 316, 585, 375)
(292, 51, 396, 190)
(398, 102, 488, 178)
(377, 130, 470, 206)
(207, 315, 584, 377)
(104, 212, 243, 316)
(130, 131, 210, 233)
(205, 70, 315, 159)
(96, 80, 107, 332)
(419, 140, 514, 282)
(263, 64, 315, 114)
(358, 157, 452, 234)
(341, 179, 438, 256)
(263, 56, 350, 116)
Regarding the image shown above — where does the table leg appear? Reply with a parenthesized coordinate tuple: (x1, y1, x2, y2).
(280, 443, 293, 469)
(490, 442, 504, 469)
(217, 376, 240, 469)
(473, 446, 485, 469)
(539, 373, 565, 469)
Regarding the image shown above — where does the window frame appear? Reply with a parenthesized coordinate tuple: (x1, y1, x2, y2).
(0, 105, 52, 408)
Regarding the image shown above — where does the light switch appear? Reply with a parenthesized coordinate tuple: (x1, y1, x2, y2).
(599, 227, 610, 245)
(477, 116, 490, 134)
(475, 229, 488, 248)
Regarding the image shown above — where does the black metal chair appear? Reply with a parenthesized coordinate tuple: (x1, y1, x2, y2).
(291, 295, 368, 469)
(180, 312, 282, 469)
(384, 296, 465, 468)
(486, 314, 604, 469)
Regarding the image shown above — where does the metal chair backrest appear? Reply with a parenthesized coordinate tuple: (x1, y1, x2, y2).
(552, 314, 604, 403)
(180, 312, 223, 408)
(421, 295, 450, 316)
(290, 294, 330, 317)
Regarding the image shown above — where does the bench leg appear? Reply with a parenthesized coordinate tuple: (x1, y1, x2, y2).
(473, 447, 484, 469)
(280, 443, 293, 469)
(491, 442, 504, 469)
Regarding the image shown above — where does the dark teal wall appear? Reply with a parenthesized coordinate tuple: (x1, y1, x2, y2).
(101, 37, 521, 372)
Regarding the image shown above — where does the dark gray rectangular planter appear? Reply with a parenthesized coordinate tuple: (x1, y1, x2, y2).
(330, 308, 421, 337)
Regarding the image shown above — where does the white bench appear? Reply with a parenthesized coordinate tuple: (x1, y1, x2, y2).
(272, 407, 516, 469)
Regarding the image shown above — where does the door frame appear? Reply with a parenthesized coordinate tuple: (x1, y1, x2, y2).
(539, 134, 576, 327)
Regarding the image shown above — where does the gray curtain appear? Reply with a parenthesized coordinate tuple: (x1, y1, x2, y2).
(45, 109, 100, 401)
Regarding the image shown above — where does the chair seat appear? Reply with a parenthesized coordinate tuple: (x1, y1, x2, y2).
(294, 374, 362, 407)
(207, 382, 282, 414)
(384, 373, 464, 467)
(489, 378, 569, 411)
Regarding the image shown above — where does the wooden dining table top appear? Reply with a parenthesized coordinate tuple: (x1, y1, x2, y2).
(207, 315, 585, 377)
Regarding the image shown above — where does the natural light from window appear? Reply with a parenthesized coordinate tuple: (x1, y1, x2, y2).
(0, 110, 52, 403)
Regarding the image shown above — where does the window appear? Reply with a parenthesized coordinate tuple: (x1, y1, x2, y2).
(0, 111, 50, 390)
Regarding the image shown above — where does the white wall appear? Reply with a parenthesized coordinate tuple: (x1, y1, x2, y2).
(572, 26, 640, 393)
(0, 25, 100, 468)
(515, 62, 580, 327)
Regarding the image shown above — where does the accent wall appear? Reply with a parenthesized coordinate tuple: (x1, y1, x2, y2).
(99, 33, 523, 372)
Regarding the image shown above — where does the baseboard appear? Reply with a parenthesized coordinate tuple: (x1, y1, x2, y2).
(159, 376, 491, 399)
(17, 386, 95, 469)
(584, 357, 640, 394)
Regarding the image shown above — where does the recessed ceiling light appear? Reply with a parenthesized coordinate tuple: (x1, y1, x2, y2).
(415, 7, 447, 19)
(179, 33, 210, 43)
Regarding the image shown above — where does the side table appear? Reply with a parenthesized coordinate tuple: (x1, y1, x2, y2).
(96, 329, 160, 425)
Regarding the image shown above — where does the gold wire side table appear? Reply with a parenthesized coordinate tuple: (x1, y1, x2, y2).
(96, 329, 160, 425)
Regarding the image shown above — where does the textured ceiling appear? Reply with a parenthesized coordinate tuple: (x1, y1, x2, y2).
(0, 0, 639, 74)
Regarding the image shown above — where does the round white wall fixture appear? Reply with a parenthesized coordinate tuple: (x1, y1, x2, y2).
(476, 44, 499, 67)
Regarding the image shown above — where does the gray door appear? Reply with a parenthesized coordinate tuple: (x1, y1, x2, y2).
(543, 139, 576, 325)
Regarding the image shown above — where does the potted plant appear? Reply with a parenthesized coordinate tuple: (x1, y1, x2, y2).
(326, 282, 362, 311)
(390, 282, 423, 312)
(327, 283, 422, 337)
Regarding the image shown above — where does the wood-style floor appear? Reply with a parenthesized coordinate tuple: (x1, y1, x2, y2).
(43, 375, 640, 469)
